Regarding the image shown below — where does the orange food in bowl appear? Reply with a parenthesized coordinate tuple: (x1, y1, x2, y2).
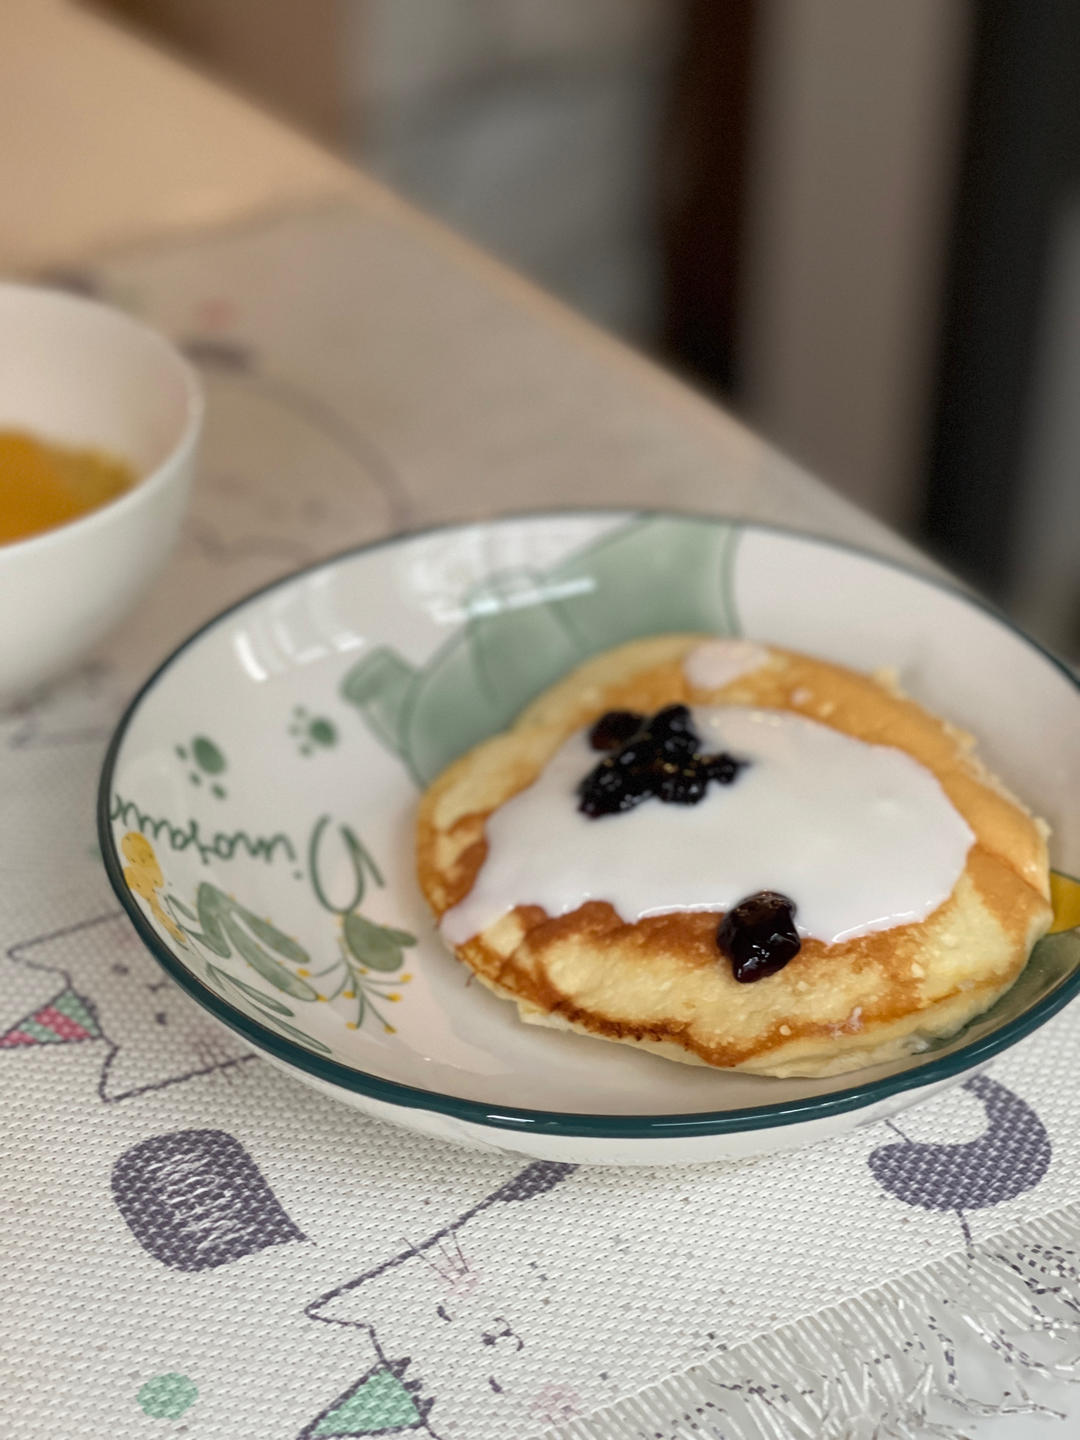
(0, 429, 135, 545)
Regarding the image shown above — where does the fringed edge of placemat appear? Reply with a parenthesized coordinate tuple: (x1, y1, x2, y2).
(549, 1201, 1080, 1440)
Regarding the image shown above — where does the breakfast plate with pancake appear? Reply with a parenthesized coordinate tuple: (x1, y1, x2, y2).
(100, 512, 1080, 1163)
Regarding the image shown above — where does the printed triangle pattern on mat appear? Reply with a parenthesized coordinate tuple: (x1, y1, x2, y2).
(298, 1359, 429, 1437)
(0, 987, 100, 1047)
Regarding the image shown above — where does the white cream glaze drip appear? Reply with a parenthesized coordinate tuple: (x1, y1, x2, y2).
(440, 706, 974, 948)
(683, 638, 770, 690)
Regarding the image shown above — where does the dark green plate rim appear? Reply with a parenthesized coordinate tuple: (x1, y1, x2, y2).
(97, 511, 1080, 1141)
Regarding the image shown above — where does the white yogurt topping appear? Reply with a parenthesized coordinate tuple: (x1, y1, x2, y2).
(683, 638, 770, 691)
(440, 706, 974, 948)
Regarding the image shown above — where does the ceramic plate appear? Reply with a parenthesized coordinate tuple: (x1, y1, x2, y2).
(99, 512, 1080, 1164)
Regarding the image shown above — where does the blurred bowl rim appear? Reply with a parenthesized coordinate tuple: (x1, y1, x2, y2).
(0, 282, 203, 561)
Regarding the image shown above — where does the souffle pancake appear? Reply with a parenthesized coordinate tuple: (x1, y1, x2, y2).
(416, 635, 1052, 1077)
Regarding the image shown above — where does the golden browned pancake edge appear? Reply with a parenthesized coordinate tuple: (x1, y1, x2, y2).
(416, 635, 1052, 1076)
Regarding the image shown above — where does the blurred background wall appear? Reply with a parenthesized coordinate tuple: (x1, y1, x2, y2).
(98, 0, 1080, 660)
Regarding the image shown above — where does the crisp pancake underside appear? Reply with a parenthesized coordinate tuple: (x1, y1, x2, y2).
(416, 635, 1053, 1077)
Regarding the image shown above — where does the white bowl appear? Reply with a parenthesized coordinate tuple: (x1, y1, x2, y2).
(0, 284, 201, 701)
(98, 513, 1080, 1164)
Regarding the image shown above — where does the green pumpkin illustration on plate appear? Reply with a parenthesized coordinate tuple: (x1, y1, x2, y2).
(341, 515, 741, 786)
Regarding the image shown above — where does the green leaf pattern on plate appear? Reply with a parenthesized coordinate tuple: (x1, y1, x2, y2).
(176, 883, 317, 1002)
(120, 821, 416, 1052)
(307, 815, 417, 1033)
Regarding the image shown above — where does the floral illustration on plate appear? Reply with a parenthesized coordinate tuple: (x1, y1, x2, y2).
(119, 821, 416, 1051)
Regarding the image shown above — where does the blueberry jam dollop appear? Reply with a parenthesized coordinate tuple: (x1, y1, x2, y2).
(588, 709, 644, 752)
(716, 891, 801, 982)
(578, 704, 746, 818)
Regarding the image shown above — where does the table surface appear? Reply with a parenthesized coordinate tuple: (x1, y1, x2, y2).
(0, 0, 353, 274)
(1, 8, 1075, 1438)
